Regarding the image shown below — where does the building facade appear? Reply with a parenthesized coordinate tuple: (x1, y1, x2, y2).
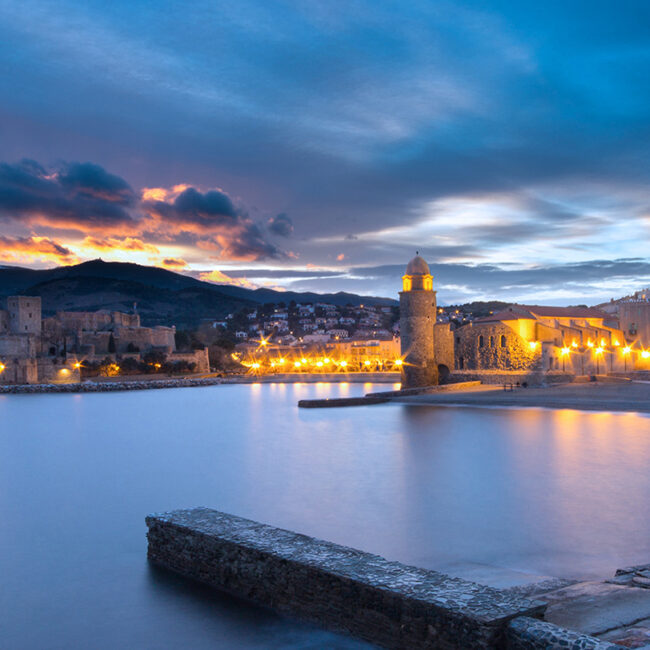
(454, 305, 634, 375)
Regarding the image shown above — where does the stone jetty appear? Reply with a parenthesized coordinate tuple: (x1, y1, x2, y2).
(146, 508, 620, 649)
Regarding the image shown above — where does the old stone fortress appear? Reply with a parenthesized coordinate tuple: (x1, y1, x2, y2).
(0, 297, 208, 384)
(399, 254, 650, 388)
(1, 254, 650, 385)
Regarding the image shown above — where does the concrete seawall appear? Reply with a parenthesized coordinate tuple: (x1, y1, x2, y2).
(146, 508, 563, 648)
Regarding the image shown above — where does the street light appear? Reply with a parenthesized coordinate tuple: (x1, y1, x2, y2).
(595, 346, 604, 374)
(623, 346, 631, 372)
(560, 346, 570, 372)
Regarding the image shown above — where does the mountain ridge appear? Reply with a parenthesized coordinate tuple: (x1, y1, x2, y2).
(0, 260, 396, 327)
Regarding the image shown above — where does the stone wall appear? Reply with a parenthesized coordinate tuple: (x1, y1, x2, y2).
(7, 296, 41, 335)
(170, 348, 209, 373)
(400, 289, 437, 387)
(619, 301, 650, 347)
(0, 358, 38, 384)
(455, 322, 540, 372)
(434, 323, 454, 377)
(146, 508, 546, 650)
(0, 334, 38, 358)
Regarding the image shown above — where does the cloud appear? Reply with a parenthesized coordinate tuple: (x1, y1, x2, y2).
(268, 213, 293, 237)
(159, 257, 188, 269)
(199, 269, 258, 289)
(81, 236, 159, 254)
(143, 185, 284, 261)
(0, 159, 138, 233)
(0, 235, 79, 264)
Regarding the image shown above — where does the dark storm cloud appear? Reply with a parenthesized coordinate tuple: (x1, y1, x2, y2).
(0, 159, 137, 231)
(143, 186, 284, 261)
(58, 162, 135, 205)
(268, 213, 293, 237)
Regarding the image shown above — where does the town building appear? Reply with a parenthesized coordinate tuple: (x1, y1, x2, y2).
(0, 296, 208, 384)
(454, 305, 633, 375)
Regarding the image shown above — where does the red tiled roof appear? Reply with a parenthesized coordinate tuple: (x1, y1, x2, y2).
(474, 310, 534, 323)
(516, 305, 608, 319)
(475, 305, 609, 323)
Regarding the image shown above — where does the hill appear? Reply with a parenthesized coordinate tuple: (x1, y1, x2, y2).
(0, 260, 396, 327)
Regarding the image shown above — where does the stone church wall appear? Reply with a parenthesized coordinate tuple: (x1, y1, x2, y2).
(454, 322, 540, 371)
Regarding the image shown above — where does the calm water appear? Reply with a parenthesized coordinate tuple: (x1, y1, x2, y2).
(2, 382, 650, 649)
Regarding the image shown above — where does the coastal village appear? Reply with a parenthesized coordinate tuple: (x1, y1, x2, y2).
(2, 259, 650, 386)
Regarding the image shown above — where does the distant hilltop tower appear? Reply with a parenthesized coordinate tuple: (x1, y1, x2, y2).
(399, 253, 438, 388)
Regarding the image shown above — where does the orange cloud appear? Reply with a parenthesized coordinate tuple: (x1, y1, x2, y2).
(159, 257, 188, 269)
(0, 236, 79, 265)
(199, 270, 258, 289)
(82, 236, 160, 254)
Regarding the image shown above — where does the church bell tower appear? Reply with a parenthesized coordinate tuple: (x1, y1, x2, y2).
(399, 254, 438, 388)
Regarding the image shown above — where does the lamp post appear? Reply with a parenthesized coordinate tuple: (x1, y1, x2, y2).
(623, 346, 631, 372)
(595, 347, 604, 375)
(560, 346, 570, 372)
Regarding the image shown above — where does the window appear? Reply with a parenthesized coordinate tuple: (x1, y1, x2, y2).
(456, 336, 460, 345)
(29, 313, 32, 318)
(479, 335, 484, 348)
(490, 336, 494, 347)
(459, 356, 464, 369)
(500, 335, 506, 347)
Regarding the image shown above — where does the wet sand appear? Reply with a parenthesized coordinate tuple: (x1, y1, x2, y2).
(393, 381, 650, 414)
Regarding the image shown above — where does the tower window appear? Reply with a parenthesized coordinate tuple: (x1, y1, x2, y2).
(490, 336, 494, 347)
(500, 335, 507, 347)
(479, 335, 484, 348)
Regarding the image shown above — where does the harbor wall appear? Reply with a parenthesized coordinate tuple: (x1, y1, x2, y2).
(146, 508, 549, 649)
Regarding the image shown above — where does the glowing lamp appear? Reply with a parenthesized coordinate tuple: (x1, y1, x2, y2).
(571, 341, 578, 348)
(60, 368, 69, 376)
(642, 350, 650, 359)
(364, 360, 371, 366)
(279, 358, 285, 364)
(600, 338, 606, 347)
(301, 358, 307, 364)
(323, 358, 330, 364)
(587, 340, 594, 348)
(0, 363, 5, 372)
(595, 347, 604, 355)
(340, 360, 347, 368)
(316, 361, 323, 367)
(251, 362, 261, 369)
(73, 362, 82, 369)
(394, 359, 403, 366)
(528, 341, 538, 350)
(560, 347, 570, 356)
(294, 361, 301, 368)
(623, 346, 631, 355)
(613, 340, 620, 347)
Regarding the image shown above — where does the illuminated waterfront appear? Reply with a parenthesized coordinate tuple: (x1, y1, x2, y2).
(2, 383, 650, 648)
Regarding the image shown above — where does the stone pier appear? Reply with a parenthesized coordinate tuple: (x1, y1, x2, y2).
(145, 508, 575, 648)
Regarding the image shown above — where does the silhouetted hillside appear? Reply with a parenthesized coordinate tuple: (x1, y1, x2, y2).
(0, 260, 396, 327)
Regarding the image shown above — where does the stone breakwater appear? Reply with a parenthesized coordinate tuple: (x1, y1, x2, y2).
(146, 508, 620, 649)
(0, 377, 226, 394)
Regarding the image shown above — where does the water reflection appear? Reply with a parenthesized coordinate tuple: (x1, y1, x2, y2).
(1, 385, 650, 649)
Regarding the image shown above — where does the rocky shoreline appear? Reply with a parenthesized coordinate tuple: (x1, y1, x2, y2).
(0, 377, 228, 394)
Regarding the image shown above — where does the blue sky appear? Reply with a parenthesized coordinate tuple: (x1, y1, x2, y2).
(0, 0, 649, 304)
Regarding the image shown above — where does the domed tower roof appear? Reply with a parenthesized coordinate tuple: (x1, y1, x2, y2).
(405, 254, 430, 276)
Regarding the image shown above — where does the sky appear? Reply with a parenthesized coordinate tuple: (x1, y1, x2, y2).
(0, 0, 649, 305)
